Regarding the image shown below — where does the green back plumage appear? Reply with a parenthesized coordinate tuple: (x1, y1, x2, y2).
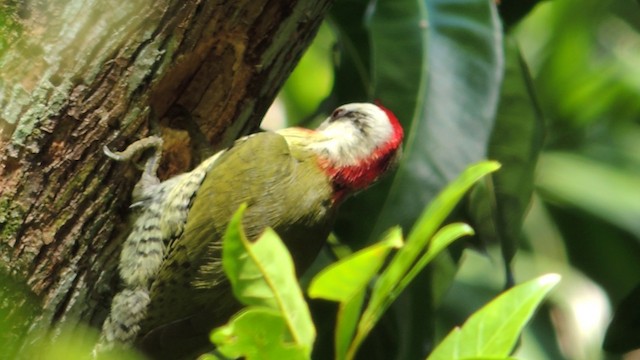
(137, 132, 335, 357)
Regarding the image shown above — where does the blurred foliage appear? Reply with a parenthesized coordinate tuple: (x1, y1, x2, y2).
(0, 270, 39, 359)
(280, 24, 336, 125)
(0, 1, 22, 56)
(276, 0, 640, 359)
(0, 270, 143, 360)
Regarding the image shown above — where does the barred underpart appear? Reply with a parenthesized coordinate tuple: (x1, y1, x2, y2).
(96, 138, 222, 352)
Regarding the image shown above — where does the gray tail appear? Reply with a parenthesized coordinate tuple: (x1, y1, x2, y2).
(94, 288, 150, 354)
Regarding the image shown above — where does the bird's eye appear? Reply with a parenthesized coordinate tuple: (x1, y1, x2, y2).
(331, 108, 346, 120)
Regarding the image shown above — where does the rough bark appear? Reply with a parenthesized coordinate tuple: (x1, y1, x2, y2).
(0, 0, 332, 342)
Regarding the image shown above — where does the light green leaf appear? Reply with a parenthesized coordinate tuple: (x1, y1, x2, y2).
(308, 227, 402, 360)
(280, 24, 335, 124)
(395, 223, 475, 299)
(348, 161, 499, 358)
(334, 290, 366, 360)
(222, 204, 315, 354)
(368, 161, 499, 317)
(427, 274, 560, 360)
(211, 308, 307, 360)
(308, 227, 403, 302)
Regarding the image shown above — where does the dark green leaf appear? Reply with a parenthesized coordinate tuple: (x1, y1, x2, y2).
(328, 0, 374, 102)
(603, 283, 640, 353)
(468, 37, 544, 284)
(369, 0, 504, 240)
(396, 222, 474, 295)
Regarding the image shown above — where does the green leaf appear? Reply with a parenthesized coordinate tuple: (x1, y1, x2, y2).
(427, 274, 560, 360)
(333, 291, 366, 360)
(369, 0, 428, 121)
(368, 0, 504, 242)
(211, 308, 307, 360)
(280, 24, 335, 124)
(308, 227, 403, 302)
(395, 223, 475, 298)
(328, 0, 374, 102)
(222, 204, 315, 354)
(406, 161, 499, 250)
(348, 161, 499, 358)
(0, 270, 39, 359)
(308, 227, 402, 360)
(468, 37, 544, 283)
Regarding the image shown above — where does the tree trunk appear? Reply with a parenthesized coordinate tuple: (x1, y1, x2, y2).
(0, 0, 331, 345)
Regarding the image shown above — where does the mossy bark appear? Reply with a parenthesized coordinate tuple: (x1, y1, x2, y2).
(0, 0, 331, 339)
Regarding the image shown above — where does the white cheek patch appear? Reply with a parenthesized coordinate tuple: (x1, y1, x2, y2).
(308, 103, 394, 167)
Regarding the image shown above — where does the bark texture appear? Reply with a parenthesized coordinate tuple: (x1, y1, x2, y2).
(0, 0, 332, 343)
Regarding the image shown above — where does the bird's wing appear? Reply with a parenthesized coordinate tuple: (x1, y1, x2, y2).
(138, 132, 296, 350)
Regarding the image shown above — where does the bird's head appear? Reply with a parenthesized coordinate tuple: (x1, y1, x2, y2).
(310, 102, 404, 201)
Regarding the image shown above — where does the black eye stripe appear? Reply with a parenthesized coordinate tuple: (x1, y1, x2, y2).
(329, 109, 371, 136)
(331, 109, 360, 120)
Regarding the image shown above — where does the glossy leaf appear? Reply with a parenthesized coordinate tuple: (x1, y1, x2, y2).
(368, 0, 504, 241)
(211, 308, 307, 360)
(427, 274, 560, 360)
(222, 204, 315, 354)
(308, 227, 403, 302)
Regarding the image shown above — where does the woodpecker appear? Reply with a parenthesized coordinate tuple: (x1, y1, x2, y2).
(97, 103, 403, 358)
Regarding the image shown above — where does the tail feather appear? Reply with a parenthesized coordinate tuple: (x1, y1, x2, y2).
(95, 288, 150, 352)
